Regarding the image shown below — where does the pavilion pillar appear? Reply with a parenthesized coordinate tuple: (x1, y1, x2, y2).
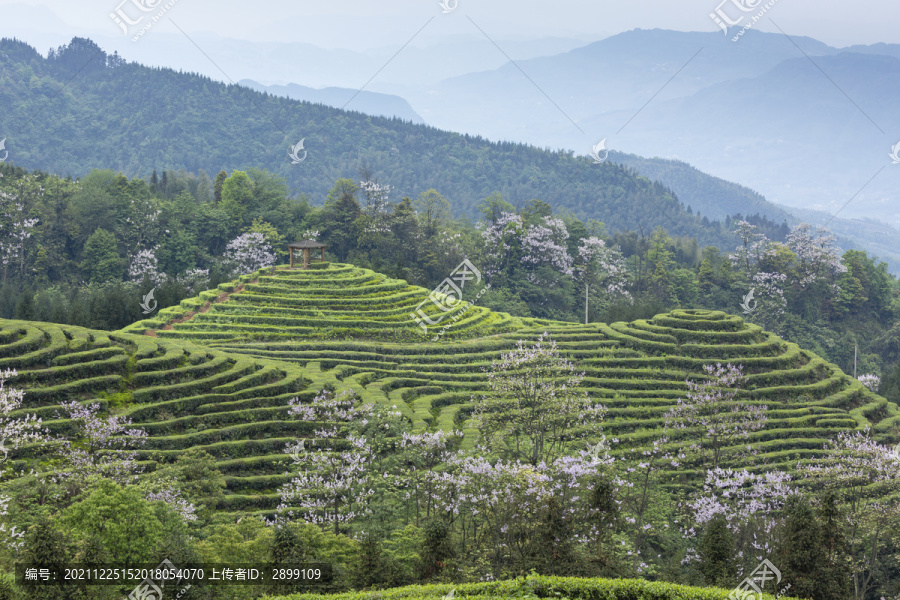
(290, 248, 294, 268)
(321, 247, 325, 262)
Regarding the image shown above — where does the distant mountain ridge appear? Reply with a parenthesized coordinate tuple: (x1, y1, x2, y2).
(400, 28, 900, 227)
(611, 152, 900, 272)
(238, 79, 425, 124)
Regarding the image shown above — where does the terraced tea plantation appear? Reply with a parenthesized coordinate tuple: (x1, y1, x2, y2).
(3, 263, 897, 520)
(123, 263, 549, 343)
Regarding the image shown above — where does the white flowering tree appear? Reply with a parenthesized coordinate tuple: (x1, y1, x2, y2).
(798, 429, 900, 600)
(729, 220, 775, 274)
(0, 369, 45, 462)
(748, 271, 788, 331)
(432, 449, 611, 578)
(472, 333, 607, 466)
(0, 369, 47, 550)
(278, 390, 403, 533)
(611, 434, 684, 575)
(665, 363, 767, 470)
(359, 180, 391, 218)
(685, 468, 794, 574)
(399, 429, 463, 524)
(223, 232, 275, 275)
(0, 195, 39, 283)
(128, 245, 166, 285)
(857, 373, 880, 393)
(141, 480, 198, 523)
(785, 223, 846, 290)
(177, 267, 210, 295)
(730, 221, 851, 329)
(53, 401, 148, 489)
(481, 212, 574, 286)
(577, 236, 631, 322)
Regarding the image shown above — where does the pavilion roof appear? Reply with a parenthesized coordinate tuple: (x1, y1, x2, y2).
(288, 240, 326, 249)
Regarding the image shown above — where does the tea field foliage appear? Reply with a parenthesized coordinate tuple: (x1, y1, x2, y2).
(1, 262, 896, 520)
(265, 574, 802, 600)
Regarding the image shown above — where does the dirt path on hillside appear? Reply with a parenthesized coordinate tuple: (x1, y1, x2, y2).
(144, 280, 251, 336)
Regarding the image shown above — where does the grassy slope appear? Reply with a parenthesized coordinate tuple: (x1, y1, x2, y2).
(1, 262, 897, 520)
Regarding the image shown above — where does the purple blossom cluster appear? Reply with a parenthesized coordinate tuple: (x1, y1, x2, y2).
(128, 247, 210, 292)
(224, 232, 275, 275)
(474, 333, 607, 466)
(798, 429, 900, 597)
(729, 221, 850, 331)
(785, 223, 847, 289)
(577, 236, 631, 299)
(0, 368, 46, 550)
(359, 180, 391, 217)
(53, 400, 149, 488)
(687, 468, 794, 565)
(0, 368, 45, 460)
(144, 483, 198, 522)
(481, 213, 574, 283)
(857, 373, 881, 393)
(0, 199, 39, 273)
(665, 363, 767, 470)
(279, 390, 403, 530)
(128, 246, 166, 285)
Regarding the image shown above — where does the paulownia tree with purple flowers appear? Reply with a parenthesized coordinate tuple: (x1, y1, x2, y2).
(480, 212, 574, 287)
(399, 429, 463, 525)
(610, 434, 685, 575)
(277, 389, 405, 534)
(52, 400, 148, 493)
(471, 332, 607, 467)
(576, 236, 631, 322)
(682, 467, 794, 578)
(223, 231, 275, 276)
(430, 448, 612, 579)
(0, 368, 47, 550)
(0, 195, 39, 284)
(664, 363, 766, 471)
(798, 429, 900, 600)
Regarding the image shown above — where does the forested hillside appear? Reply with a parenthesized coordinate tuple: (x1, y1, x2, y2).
(0, 36, 733, 247)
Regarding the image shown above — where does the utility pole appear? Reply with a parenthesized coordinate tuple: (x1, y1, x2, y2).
(854, 343, 858, 379)
(585, 284, 589, 325)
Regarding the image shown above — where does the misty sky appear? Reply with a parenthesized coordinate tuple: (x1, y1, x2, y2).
(2, 0, 899, 51)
